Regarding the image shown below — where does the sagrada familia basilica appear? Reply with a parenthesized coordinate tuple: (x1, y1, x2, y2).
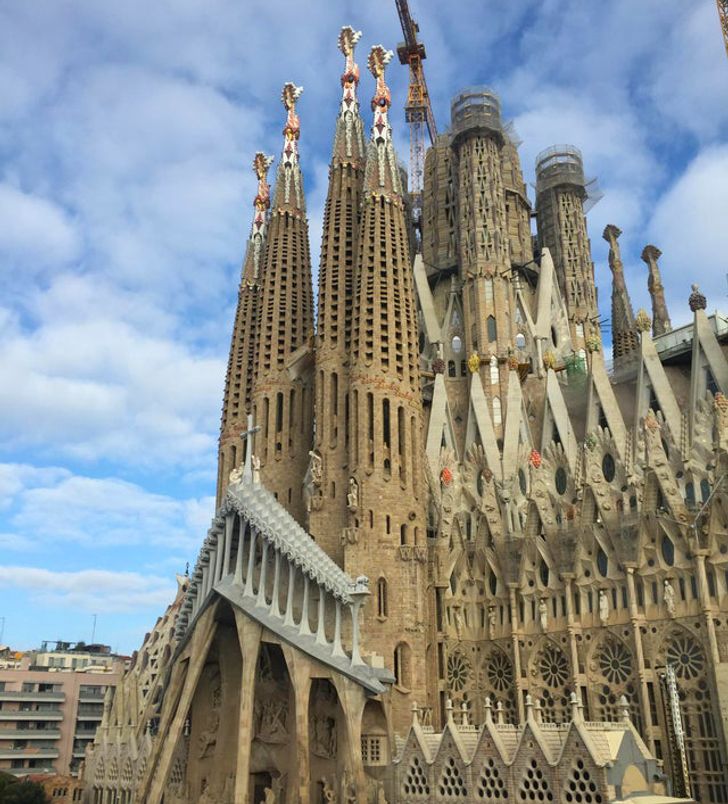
(83, 24, 728, 804)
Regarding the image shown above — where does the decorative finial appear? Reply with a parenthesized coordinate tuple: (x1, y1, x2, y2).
(368, 45, 393, 143)
(585, 333, 601, 353)
(251, 152, 274, 240)
(339, 26, 362, 113)
(635, 308, 651, 333)
(280, 82, 303, 168)
(467, 352, 481, 373)
(689, 283, 707, 312)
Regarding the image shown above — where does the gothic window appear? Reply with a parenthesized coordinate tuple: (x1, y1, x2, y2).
(377, 578, 388, 619)
(532, 641, 570, 723)
(661, 631, 727, 802)
(402, 756, 430, 798)
(489, 571, 498, 596)
(448, 360, 457, 377)
(477, 758, 507, 802)
(661, 535, 675, 566)
(596, 548, 608, 578)
(685, 481, 696, 508)
(438, 757, 467, 798)
(361, 735, 385, 765)
(516, 332, 526, 349)
(518, 469, 527, 495)
(451, 335, 463, 354)
(484, 278, 494, 304)
(591, 636, 641, 730)
(575, 323, 585, 339)
(555, 467, 567, 495)
(562, 759, 602, 804)
(518, 759, 553, 803)
(540, 560, 550, 587)
(700, 478, 711, 503)
(490, 355, 499, 384)
(447, 652, 471, 693)
(601, 453, 615, 482)
(487, 316, 497, 342)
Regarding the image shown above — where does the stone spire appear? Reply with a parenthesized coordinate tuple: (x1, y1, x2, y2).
(252, 83, 314, 524)
(603, 224, 638, 362)
(535, 145, 599, 348)
(347, 46, 429, 731)
(216, 152, 274, 507)
(641, 245, 672, 336)
(309, 27, 366, 561)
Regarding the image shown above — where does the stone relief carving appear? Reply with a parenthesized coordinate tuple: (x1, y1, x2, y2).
(598, 590, 609, 626)
(198, 710, 220, 759)
(321, 777, 337, 803)
(538, 598, 548, 632)
(311, 713, 337, 758)
(255, 697, 289, 743)
(664, 579, 676, 618)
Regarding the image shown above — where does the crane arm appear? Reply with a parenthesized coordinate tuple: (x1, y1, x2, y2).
(395, 0, 419, 51)
(719, 0, 728, 57)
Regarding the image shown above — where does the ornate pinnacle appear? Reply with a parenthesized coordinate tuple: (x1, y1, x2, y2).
(252, 152, 274, 216)
(339, 26, 362, 113)
(635, 308, 652, 333)
(280, 83, 303, 167)
(368, 45, 393, 143)
(689, 283, 707, 312)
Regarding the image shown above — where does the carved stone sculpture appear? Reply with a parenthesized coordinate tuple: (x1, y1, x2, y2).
(598, 590, 609, 626)
(347, 476, 359, 512)
(197, 711, 220, 759)
(538, 598, 549, 632)
(664, 579, 676, 618)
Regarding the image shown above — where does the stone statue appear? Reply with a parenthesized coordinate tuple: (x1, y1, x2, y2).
(487, 606, 496, 640)
(664, 579, 676, 617)
(347, 476, 359, 512)
(538, 598, 548, 632)
(251, 454, 261, 484)
(312, 714, 337, 758)
(261, 787, 276, 804)
(452, 605, 463, 639)
(376, 784, 389, 804)
(228, 465, 244, 486)
(598, 590, 609, 626)
(309, 450, 323, 485)
(341, 771, 357, 804)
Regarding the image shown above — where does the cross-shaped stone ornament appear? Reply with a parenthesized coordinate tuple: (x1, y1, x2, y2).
(240, 414, 261, 484)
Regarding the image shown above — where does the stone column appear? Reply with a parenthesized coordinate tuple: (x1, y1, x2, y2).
(625, 566, 654, 753)
(232, 612, 263, 804)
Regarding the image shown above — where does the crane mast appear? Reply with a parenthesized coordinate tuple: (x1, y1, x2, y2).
(394, 0, 437, 229)
(719, 0, 728, 57)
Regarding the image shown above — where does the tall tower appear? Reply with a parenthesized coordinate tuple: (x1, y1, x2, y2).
(309, 27, 367, 562)
(603, 224, 638, 365)
(450, 88, 516, 429)
(641, 244, 673, 337)
(216, 152, 274, 507)
(347, 46, 429, 730)
(252, 83, 315, 524)
(535, 145, 598, 348)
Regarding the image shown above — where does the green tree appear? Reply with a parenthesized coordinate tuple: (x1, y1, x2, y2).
(0, 780, 49, 804)
(0, 773, 15, 796)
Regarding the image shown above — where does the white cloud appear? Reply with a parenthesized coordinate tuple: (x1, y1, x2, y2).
(1, 463, 214, 549)
(0, 566, 176, 613)
(0, 183, 80, 268)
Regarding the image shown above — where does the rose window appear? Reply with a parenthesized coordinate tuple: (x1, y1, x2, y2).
(597, 640, 632, 685)
(487, 652, 514, 692)
(538, 644, 569, 688)
(447, 652, 471, 692)
(666, 635, 704, 681)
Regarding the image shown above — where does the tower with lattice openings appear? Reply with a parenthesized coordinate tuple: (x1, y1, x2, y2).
(603, 224, 638, 365)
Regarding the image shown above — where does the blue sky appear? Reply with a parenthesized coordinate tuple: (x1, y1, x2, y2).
(1, 1, 727, 655)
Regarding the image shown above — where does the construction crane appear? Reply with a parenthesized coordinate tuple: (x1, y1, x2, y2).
(719, 0, 728, 58)
(394, 0, 437, 222)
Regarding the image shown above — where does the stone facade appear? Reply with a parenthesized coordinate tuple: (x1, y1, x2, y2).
(81, 24, 728, 804)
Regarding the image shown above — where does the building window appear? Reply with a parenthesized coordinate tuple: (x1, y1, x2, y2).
(361, 735, 385, 765)
(487, 316, 497, 342)
(377, 578, 388, 619)
(492, 396, 502, 426)
(490, 356, 499, 385)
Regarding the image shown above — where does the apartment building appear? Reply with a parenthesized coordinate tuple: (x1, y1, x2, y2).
(0, 642, 125, 778)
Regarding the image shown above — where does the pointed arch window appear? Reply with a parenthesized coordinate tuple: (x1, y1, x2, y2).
(487, 315, 497, 343)
(484, 278, 494, 304)
(377, 578, 388, 619)
(490, 355, 499, 385)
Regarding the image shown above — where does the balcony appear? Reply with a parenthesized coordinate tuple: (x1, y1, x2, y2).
(78, 690, 106, 702)
(0, 711, 63, 721)
(0, 730, 61, 740)
(75, 712, 103, 721)
(0, 691, 65, 702)
(0, 747, 60, 760)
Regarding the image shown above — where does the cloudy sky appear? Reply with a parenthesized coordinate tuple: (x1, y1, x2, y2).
(1, 1, 727, 654)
